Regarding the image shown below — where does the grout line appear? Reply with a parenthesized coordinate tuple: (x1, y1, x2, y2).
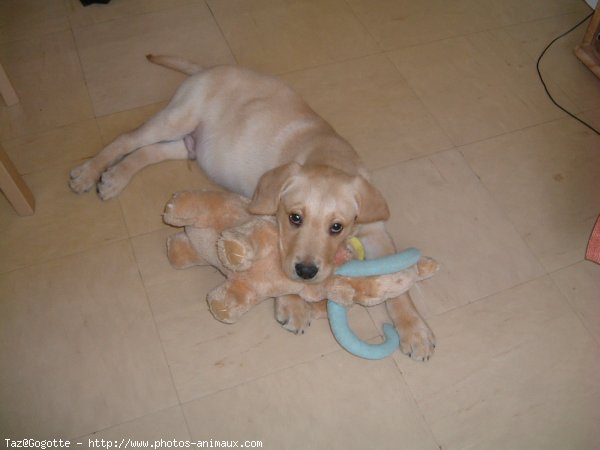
(204, 0, 240, 66)
(342, 0, 386, 53)
(68, 20, 98, 120)
(71, 403, 186, 441)
(126, 237, 186, 408)
(67, 1, 204, 31)
(274, 49, 384, 77)
(377, 8, 594, 55)
(381, 50, 457, 147)
(547, 261, 600, 348)
(0, 234, 130, 277)
(429, 274, 553, 320)
(388, 354, 444, 450)
(178, 344, 346, 406)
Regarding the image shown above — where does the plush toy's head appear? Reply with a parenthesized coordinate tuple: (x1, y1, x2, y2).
(248, 163, 389, 284)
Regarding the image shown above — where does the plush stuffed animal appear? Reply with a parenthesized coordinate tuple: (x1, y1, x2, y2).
(163, 190, 438, 357)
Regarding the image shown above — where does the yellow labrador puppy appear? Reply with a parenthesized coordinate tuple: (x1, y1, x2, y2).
(69, 55, 435, 360)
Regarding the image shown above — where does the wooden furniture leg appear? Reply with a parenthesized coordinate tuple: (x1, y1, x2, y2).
(575, 6, 600, 79)
(0, 144, 35, 215)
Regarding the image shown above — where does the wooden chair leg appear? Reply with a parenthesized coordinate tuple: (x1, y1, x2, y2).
(575, 6, 600, 79)
(0, 144, 35, 216)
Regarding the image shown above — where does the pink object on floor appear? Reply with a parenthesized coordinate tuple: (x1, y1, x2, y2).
(585, 216, 600, 264)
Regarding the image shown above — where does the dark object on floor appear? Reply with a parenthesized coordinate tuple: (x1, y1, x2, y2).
(80, 0, 111, 5)
(536, 11, 600, 135)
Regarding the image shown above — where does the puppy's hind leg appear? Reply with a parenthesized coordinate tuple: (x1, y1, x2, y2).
(69, 79, 205, 195)
(97, 139, 189, 200)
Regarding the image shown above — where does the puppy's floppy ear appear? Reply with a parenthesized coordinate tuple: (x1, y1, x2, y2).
(354, 176, 390, 223)
(248, 162, 301, 215)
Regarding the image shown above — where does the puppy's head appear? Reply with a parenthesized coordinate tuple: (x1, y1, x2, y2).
(248, 162, 389, 283)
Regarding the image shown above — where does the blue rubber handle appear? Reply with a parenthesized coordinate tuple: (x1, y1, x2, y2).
(328, 247, 421, 359)
(335, 247, 421, 277)
(327, 302, 400, 360)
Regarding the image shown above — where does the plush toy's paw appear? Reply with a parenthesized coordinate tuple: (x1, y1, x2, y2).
(325, 280, 356, 307)
(275, 295, 314, 335)
(398, 319, 436, 362)
(163, 190, 251, 228)
(69, 160, 99, 194)
(163, 191, 197, 227)
(207, 293, 237, 323)
(217, 230, 255, 271)
(416, 257, 440, 280)
(207, 282, 258, 324)
(338, 269, 417, 307)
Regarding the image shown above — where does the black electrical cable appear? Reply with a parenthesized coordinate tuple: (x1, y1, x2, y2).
(536, 11, 600, 135)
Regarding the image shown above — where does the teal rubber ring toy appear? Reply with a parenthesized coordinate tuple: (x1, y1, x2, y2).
(328, 247, 421, 359)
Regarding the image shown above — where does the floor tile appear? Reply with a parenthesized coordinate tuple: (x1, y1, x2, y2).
(475, 0, 589, 28)
(551, 261, 600, 345)
(131, 228, 202, 289)
(0, 163, 128, 274)
(579, 108, 600, 132)
(182, 351, 439, 450)
(348, 0, 588, 52)
(282, 54, 453, 169)
(461, 119, 600, 272)
(95, 101, 167, 144)
(2, 119, 102, 174)
(504, 11, 592, 60)
(65, 0, 196, 28)
(466, 25, 577, 116)
(78, 406, 190, 444)
(504, 11, 600, 112)
(118, 160, 219, 237)
(396, 276, 600, 450)
(207, 0, 379, 74)
(347, 0, 491, 51)
(0, 30, 94, 140)
(73, 3, 234, 116)
(150, 275, 376, 403)
(0, 0, 69, 44)
(372, 150, 545, 316)
(137, 235, 380, 402)
(0, 240, 178, 438)
(387, 30, 574, 145)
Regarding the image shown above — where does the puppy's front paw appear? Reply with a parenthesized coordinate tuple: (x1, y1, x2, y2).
(69, 160, 99, 194)
(275, 295, 312, 335)
(398, 319, 436, 362)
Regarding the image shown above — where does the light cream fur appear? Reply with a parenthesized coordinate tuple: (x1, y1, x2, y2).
(69, 56, 435, 361)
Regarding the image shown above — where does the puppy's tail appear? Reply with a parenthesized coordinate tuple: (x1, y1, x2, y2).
(146, 54, 203, 76)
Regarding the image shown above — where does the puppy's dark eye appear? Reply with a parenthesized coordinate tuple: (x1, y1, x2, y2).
(330, 223, 344, 234)
(289, 213, 303, 227)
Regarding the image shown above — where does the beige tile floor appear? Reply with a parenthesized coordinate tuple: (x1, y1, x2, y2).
(1, 0, 599, 448)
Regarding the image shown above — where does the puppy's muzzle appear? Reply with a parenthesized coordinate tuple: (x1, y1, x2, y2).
(295, 263, 319, 280)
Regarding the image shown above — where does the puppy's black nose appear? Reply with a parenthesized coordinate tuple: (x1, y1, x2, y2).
(295, 263, 319, 280)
